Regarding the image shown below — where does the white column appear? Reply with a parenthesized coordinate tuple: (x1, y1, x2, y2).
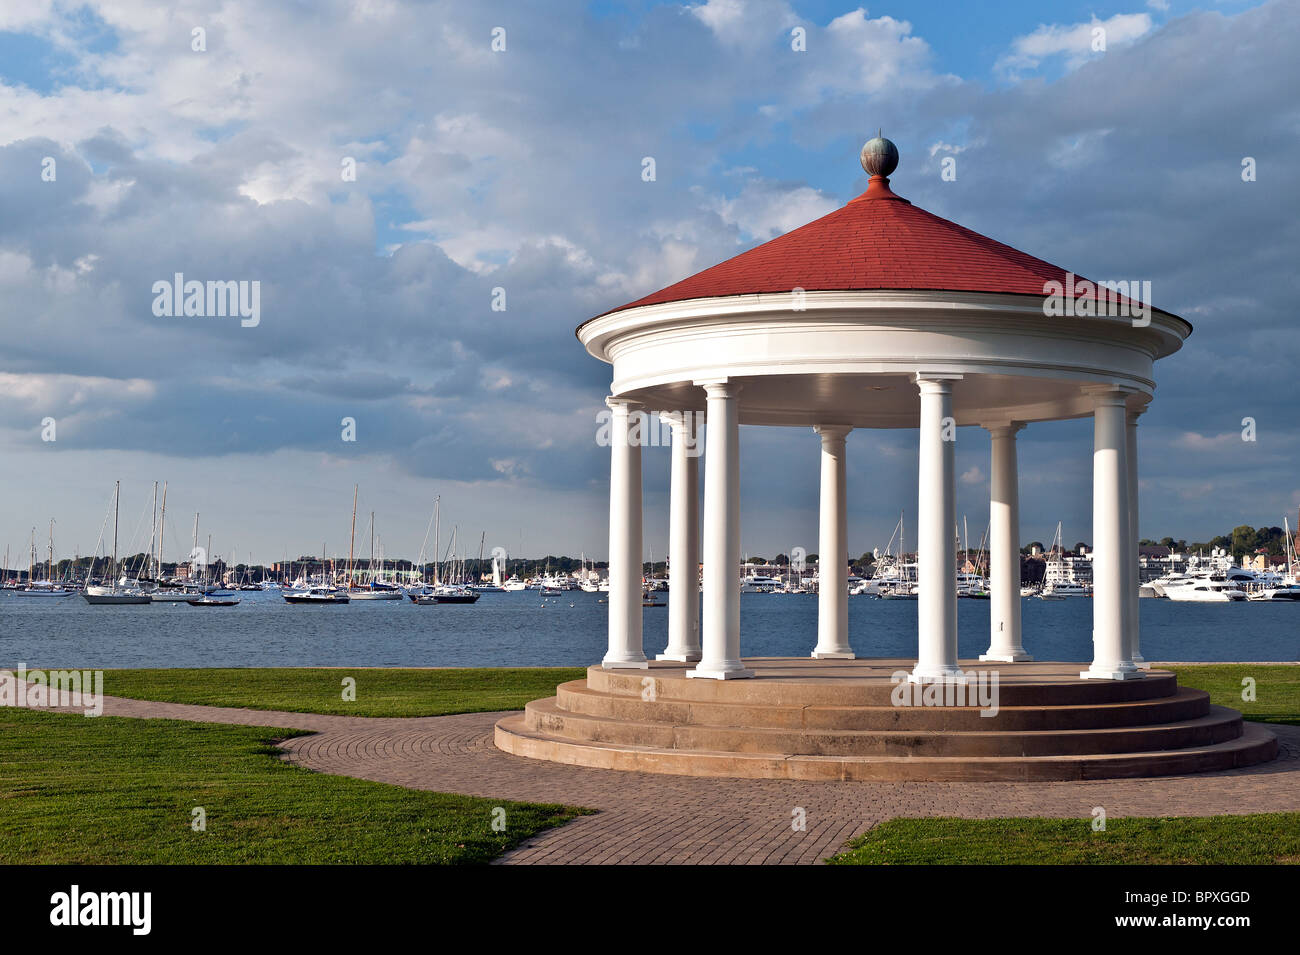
(812, 425, 854, 659)
(1082, 388, 1142, 681)
(1127, 408, 1147, 668)
(912, 374, 962, 682)
(688, 380, 752, 680)
(981, 422, 1031, 662)
(603, 397, 647, 669)
(658, 411, 702, 662)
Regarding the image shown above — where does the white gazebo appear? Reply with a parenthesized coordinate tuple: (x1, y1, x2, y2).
(579, 137, 1188, 683)
(495, 139, 1276, 782)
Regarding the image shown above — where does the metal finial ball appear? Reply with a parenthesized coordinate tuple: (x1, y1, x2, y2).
(860, 136, 899, 177)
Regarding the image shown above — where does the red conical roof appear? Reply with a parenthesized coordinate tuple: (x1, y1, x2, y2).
(595, 172, 1151, 319)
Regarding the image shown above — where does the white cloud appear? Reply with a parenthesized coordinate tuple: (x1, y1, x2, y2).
(0, 0, 1291, 558)
(996, 13, 1153, 77)
(709, 180, 839, 241)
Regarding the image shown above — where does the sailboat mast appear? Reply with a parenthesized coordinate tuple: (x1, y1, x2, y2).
(148, 481, 157, 580)
(1285, 516, 1294, 580)
(900, 511, 906, 583)
(433, 498, 441, 588)
(112, 481, 120, 590)
(158, 482, 168, 580)
(347, 485, 357, 590)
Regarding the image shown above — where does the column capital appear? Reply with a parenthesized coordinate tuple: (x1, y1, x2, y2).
(1126, 405, 1147, 424)
(983, 421, 1026, 438)
(813, 423, 852, 443)
(915, 372, 963, 395)
(694, 378, 742, 399)
(658, 410, 691, 428)
(1081, 383, 1143, 408)
(605, 395, 644, 413)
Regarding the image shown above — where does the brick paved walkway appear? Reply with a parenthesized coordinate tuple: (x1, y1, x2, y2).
(20, 689, 1300, 864)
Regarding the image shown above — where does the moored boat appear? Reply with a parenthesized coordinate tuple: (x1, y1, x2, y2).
(283, 587, 351, 604)
(187, 595, 241, 607)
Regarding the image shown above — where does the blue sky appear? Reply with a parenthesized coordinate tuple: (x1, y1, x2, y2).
(0, 0, 1295, 566)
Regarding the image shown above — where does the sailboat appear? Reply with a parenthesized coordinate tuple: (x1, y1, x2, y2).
(349, 504, 404, 600)
(14, 521, 74, 596)
(83, 482, 152, 605)
(413, 523, 480, 603)
(641, 543, 664, 606)
(956, 517, 991, 599)
(432, 527, 480, 603)
(148, 484, 199, 601)
(861, 513, 917, 599)
(284, 542, 350, 604)
(469, 532, 506, 592)
(1039, 522, 1091, 598)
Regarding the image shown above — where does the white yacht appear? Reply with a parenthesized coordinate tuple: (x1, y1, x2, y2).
(1040, 523, 1092, 596)
(1040, 581, 1091, 597)
(1160, 575, 1247, 602)
(740, 573, 783, 593)
(852, 514, 918, 598)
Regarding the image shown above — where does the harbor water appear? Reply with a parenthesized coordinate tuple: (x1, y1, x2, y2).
(2, 589, 1296, 668)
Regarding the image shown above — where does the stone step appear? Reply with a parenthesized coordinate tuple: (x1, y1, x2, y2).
(523, 697, 1245, 757)
(495, 715, 1279, 782)
(555, 680, 1211, 731)
(589, 659, 1180, 707)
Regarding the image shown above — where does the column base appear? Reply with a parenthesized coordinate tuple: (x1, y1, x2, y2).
(979, 650, 1033, 663)
(687, 665, 755, 680)
(603, 655, 649, 670)
(656, 651, 702, 663)
(1132, 653, 1149, 670)
(1080, 666, 1145, 681)
(811, 650, 856, 660)
(909, 665, 966, 684)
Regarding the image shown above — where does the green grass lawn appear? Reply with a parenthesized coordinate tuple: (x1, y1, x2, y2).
(830, 664, 1300, 865)
(74, 663, 1300, 724)
(1167, 664, 1300, 726)
(830, 814, 1300, 865)
(97, 666, 587, 717)
(0, 707, 589, 864)
(6, 663, 1296, 865)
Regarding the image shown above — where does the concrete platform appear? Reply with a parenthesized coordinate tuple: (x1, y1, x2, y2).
(495, 658, 1279, 781)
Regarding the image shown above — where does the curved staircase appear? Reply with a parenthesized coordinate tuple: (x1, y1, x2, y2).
(495, 658, 1278, 781)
